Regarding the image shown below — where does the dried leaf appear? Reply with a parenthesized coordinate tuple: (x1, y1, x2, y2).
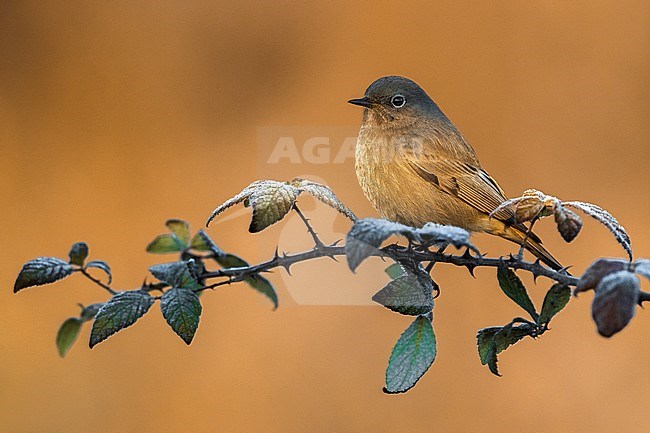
(554, 207, 582, 242)
(248, 182, 298, 232)
(575, 258, 628, 295)
(68, 242, 89, 266)
(592, 271, 639, 337)
(564, 201, 632, 260)
(290, 178, 357, 221)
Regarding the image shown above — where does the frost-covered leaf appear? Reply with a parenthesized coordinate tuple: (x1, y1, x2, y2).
(385, 315, 436, 393)
(538, 284, 571, 326)
(190, 229, 226, 257)
(490, 189, 558, 223)
(564, 201, 632, 260)
(476, 323, 534, 376)
(165, 219, 191, 247)
(85, 260, 112, 285)
(89, 291, 154, 348)
(160, 288, 202, 344)
(14, 257, 74, 292)
(290, 178, 357, 221)
(80, 302, 104, 322)
(385, 263, 405, 279)
(633, 259, 650, 282)
(68, 242, 89, 266)
(496, 268, 538, 322)
(149, 261, 201, 291)
(575, 258, 628, 295)
(206, 180, 263, 227)
(146, 234, 184, 254)
(57, 317, 82, 357)
(248, 181, 298, 232)
(372, 271, 434, 316)
(554, 207, 582, 242)
(592, 271, 639, 337)
(345, 218, 473, 271)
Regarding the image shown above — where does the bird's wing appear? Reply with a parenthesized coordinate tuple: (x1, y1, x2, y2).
(407, 156, 516, 223)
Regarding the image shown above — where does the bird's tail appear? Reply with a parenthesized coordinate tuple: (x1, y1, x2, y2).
(487, 222, 563, 271)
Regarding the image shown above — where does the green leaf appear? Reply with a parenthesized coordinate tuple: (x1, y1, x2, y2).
(89, 291, 154, 348)
(149, 261, 200, 290)
(68, 242, 89, 266)
(146, 234, 184, 254)
(190, 230, 225, 257)
(372, 272, 434, 316)
(245, 274, 278, 310)
(215, 253, 248, 269)
(160, 288, 202, 344)
(85, 260, 112, 285)
(56, 317, 82, 357)
(79, 302, 104, 322)
(215, 253, 278, 308)
(165, 219, 191, 247)
(476, 323, 535, 376)
(538, 284, 571, 326)
(385, 315, 437, 393)
(14, 257, 74, 292)
(497, 267, 538, 322)
(384, 263, 405, 279)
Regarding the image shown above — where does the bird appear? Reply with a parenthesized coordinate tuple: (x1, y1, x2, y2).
(348, 75, 562, 270)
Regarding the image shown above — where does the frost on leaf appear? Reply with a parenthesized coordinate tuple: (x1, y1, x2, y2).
(575, 258, 628, 295)
(591, 271, 639, 337)
(14, 257, 74, 292)
(89, 290, 155, 348)
(345, 218, 475, 271)
(206, 179, 357, 233)
(492, 189, 632, 259)
(248, 181, 299, 233)
(372, 269, 435, 316)
(290, 178, 357, 221)
(563, 201, 632, 260)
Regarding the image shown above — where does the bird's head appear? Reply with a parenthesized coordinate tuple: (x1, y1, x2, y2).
(348, 76, 443, 127)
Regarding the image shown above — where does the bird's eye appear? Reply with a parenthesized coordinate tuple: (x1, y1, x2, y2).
(391, 94, 406, 108)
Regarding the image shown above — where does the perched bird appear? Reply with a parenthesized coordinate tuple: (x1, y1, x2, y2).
(349, 75, 562, 270)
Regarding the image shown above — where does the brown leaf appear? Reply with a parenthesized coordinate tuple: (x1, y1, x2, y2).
(554, 207, 582, 242)
(576, 258, 628, 295)
(592, 271, 639, 337)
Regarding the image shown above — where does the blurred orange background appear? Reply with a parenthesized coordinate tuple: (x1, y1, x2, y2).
(1, 1, 649, 432)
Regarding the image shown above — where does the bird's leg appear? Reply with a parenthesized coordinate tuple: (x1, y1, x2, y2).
(517, 214, 540, 260)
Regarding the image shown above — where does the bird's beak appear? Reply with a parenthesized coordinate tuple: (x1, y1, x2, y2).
(348, 97, 373, 108)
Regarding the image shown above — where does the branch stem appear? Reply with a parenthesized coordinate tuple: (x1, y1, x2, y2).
(80, 268, 117, 295)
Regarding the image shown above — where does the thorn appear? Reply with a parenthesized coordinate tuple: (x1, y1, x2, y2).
(461, 248, 474, 260)
(273, 246, 280, 260)
(465, 263, 477, 278)
(327, 254, 339, 263)
(330, 239, 342, 247)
